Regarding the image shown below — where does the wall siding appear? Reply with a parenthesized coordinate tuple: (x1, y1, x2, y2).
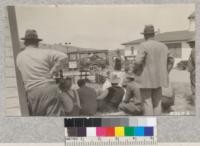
(4, 10, 21, 116)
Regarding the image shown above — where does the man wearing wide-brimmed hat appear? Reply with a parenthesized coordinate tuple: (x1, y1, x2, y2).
(187, 36, 195, 104)
(16, 29, 67, 116)
(133, 25, 174, 115)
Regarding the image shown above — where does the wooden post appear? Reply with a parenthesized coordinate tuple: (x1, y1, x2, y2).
(7, 6, 29, 116)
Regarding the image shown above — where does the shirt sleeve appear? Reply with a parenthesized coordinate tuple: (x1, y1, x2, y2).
(16, 53, 21, 69)
(48, 50, 67, 76)
(135, 44, 146, 64)
(75, 90, 81, 109)
(48, 50, 67, 63)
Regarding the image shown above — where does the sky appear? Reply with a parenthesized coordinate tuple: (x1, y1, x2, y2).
(15, 4, 194, 50)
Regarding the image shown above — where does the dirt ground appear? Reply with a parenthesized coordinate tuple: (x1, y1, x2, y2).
(168, 69, 195, 115)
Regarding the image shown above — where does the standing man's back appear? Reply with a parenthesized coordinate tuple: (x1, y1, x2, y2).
(134, 25, 173, 115)
(136, 40, 169, 88)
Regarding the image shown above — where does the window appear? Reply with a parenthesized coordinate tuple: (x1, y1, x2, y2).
(131, 47, 134, 54)
(166, 43, 182, 58)
(69, 53, 77, 60)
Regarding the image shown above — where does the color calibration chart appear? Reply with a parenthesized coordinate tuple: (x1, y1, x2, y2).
(64, 117, 157, 146)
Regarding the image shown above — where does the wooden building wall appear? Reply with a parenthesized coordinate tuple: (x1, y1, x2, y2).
(4, 9, 21, 116)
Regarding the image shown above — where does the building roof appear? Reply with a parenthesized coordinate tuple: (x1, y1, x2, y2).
(121, 30, 195, 46)
(188, 11, 195, 19)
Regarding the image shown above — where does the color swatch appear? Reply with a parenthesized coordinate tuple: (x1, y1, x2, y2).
(64, 118, 155, 137)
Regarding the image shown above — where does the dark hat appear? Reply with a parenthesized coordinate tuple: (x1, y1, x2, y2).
(21, 29, 42, 41)
(141, 25, 157, 35)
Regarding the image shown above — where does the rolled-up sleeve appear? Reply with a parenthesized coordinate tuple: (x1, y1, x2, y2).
(48, 50, 67, 76)
(49, 50, 67, 63)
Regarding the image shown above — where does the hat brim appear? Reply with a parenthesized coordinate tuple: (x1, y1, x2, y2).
(111, 79, 120, 84)
(21, 38, 43, 41)
(140, 31, 157, 35)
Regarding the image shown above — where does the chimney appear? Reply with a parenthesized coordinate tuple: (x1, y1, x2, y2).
(188, 12, 195, 31)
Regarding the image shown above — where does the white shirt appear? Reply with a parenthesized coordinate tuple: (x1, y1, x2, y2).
(16, 46, 67, 91)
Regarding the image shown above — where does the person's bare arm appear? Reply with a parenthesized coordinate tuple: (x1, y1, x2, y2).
(96, 89, 109, 100)
(75, 90, 81, 109)
(167, 52, 174, 73)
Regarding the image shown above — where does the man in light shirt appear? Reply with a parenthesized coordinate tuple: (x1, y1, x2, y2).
(17, 29, 67, 116)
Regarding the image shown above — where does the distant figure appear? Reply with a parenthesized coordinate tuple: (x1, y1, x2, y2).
(187, 36, 195, 104)
(114, 58, 122, 71)
(134, 25, 174, 115)
(59, 77, 81, 116)
(77, 79, 97, 116)
(17, 29, 67, 116)
(97, 74, 125, 113)
(119, 74, 143, 115)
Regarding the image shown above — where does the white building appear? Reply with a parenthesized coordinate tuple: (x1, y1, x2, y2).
(121, 12, 195, 66)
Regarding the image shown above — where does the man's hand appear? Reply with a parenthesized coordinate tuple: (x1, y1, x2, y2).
(50, 58, 66, 77)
